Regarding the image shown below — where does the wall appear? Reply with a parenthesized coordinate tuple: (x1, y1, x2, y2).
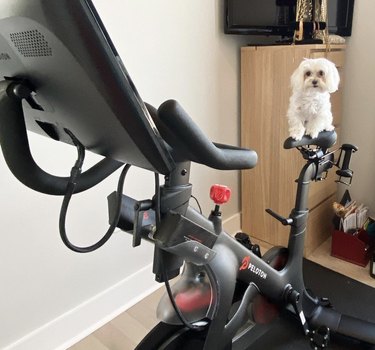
(0, 1, 249, 349)
(340, 0, 375, 215)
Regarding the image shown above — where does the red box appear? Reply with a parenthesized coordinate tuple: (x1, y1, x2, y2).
(331, 229, 375, 267)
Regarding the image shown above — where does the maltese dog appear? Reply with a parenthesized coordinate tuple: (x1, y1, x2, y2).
(287, 58, 340, 140)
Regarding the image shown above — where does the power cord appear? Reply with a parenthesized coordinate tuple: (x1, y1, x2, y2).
(61, 131, 205, 325)
(59, 129, 130, 253)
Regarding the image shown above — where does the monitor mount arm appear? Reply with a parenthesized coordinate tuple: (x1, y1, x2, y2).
(0, 79, 123, 195)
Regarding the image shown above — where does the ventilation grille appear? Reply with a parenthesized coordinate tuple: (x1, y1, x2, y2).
(0, 53, 11, 60)
(10, 29, 52, 57)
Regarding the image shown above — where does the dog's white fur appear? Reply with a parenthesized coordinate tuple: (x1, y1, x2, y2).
(287, 58, 340, 140)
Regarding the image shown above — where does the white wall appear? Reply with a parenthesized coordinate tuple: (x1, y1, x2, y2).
(0, 1, 249, 349)
(341, 0, 375, 215)
(94, 0, 251, 216)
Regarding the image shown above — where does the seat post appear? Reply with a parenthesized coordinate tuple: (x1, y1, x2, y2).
(158, 161, 193, 218)
(164, 161, 191, 187)
(153, 161, 192, 283)
(284, 156, 317, 289)
(294, 161, 317, 212)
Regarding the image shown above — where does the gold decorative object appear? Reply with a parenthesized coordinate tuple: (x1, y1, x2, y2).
(294, 0, 329, 47)
(294, 0, 313, 42)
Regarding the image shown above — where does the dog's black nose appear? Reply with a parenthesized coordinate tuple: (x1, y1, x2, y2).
(312, 80, 318, 86)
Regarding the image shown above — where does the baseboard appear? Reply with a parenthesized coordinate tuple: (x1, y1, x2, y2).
(223, 211, 241, 235)
(5, 212, 242, 350)
(4, 264, 160, 350)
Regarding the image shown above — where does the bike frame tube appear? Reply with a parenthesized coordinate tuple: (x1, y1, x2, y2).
(156, 159, 318, 349)
(285, 161, 317, 293)
(201, 162, 318, 349)
(156, 156, 375, 348)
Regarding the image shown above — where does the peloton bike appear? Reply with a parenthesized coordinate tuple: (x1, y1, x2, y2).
(0, 1, 374, 349)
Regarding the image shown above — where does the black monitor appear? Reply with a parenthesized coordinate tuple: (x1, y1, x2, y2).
(0, 0, 174, 175)
(225, 0, 355, 38)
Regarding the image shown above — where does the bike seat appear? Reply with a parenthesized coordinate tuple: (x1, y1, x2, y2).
(284, 131, 337, 150)
(150, 100, 258, 171)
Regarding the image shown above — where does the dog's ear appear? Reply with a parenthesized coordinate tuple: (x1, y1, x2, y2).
(290, 64, 304, 93)
(325, 60, 340, 93)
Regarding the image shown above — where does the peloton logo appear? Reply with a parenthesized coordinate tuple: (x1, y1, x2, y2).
(239, 256, 267, 279)
(239, 256, 251, 270)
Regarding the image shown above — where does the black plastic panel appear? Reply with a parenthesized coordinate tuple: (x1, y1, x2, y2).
(0, 0, 174, 174)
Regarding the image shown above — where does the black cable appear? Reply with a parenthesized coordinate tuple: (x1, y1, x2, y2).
(191, 194, 202, 214)
(153, 173, 204, 332)
(59, 130, 130, 253)
(154, 173, 161, 228)
(162, 264, 205, 332)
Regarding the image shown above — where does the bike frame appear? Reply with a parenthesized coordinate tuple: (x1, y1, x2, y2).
(151, 151, 375, 349)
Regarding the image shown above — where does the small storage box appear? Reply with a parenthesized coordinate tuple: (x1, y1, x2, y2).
(331, 229, 375, 267)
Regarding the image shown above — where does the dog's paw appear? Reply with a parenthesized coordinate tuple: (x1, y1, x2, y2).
(324, 125, 335, 132)
(289, 127, 305, 140)
(305, 126, 321, 139)
(306, 130, 320, 139)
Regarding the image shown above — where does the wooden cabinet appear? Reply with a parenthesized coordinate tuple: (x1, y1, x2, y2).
(240, 44, 345, 255)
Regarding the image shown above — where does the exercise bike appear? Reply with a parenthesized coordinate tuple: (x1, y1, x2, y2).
(0, 1, 373, 349)
(117, 102, 372, 350)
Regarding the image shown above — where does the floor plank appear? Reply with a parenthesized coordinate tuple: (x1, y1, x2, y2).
(308, 237, 375, 288)
(69, 335, 109, 350)
(110, 312, 150, 345)
(126, 286, 164, 331)
(92, 324, 137, 350)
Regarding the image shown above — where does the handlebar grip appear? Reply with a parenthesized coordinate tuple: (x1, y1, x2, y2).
(156, 100, 258, 170)
(0, 81, 123, 195)
(336, 144, 358, 178)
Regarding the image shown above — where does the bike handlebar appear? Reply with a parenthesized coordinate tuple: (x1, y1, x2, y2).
(0, 81, 123, 195)
(1, 78, 256, 197)
(154, 100, 258, 170)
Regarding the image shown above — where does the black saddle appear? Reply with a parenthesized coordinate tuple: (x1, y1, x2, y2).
(284, 131, 337, 150)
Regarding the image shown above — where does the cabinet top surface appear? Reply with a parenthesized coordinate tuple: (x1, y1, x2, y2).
(241, 44, 346, 51)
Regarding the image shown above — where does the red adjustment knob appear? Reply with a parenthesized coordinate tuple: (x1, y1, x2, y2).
(210, 184, 231, 205)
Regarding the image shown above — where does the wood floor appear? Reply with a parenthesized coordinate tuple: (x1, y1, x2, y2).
(69, 238, 375, 350)
(69, 286, 165, 350)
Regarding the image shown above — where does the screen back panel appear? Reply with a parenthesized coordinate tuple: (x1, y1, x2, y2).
(0, 0, 175, 174)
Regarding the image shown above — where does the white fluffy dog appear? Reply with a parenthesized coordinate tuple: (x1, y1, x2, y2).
(287, 58, 340, 140)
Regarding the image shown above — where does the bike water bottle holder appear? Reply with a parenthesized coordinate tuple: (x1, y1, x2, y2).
(335, 144, 358, 185)
(283, 131, 358, 184)
(297, 143, 358, 185)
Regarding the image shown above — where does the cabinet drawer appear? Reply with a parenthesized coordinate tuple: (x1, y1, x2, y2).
(305, 194, 336, 256)
(310, 50, 345, 68)
(331, 89, 342, 126)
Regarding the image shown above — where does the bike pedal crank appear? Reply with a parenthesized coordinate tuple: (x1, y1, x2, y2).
(287, 288, 309, 336)
(308, 326, 330, 350)
(286, 287, 330, 349)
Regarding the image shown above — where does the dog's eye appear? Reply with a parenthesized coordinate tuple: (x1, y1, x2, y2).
(305, 71, 312, 77)
(318, 70, 325, 77)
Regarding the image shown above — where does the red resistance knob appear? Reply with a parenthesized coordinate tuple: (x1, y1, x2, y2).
(210, 184, 231, 205)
